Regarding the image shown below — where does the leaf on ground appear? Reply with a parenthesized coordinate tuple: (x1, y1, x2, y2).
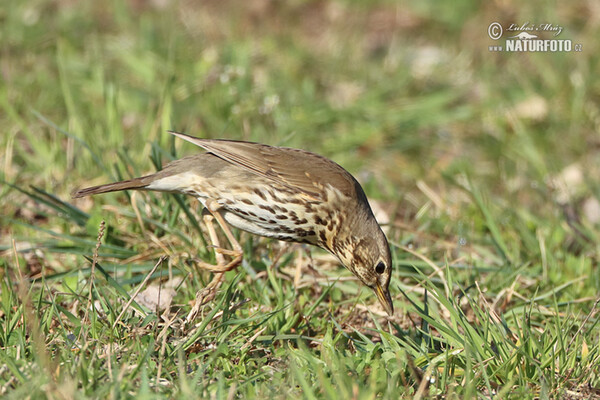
(136, 277, 183, 311)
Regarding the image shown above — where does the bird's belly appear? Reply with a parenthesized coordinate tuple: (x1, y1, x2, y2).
(221, 209, 318, 244)
(221, 212, 279, 238)
(172, 178, 322, 244)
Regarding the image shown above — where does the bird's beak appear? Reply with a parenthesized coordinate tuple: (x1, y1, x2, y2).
(374, 282, 394, 316)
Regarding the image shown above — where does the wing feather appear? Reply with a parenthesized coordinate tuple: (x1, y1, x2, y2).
(168, 131, 357, 200)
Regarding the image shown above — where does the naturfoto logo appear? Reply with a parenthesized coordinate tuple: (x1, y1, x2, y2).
(487, 22, 582, 53)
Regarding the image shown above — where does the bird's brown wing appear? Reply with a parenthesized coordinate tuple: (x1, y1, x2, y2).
(168, 131, 357, 200)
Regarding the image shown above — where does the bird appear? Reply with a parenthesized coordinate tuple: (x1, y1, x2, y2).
(72, 131, 394, 317)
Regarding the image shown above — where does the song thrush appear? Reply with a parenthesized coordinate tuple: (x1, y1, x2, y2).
(72, 132, 394, 316)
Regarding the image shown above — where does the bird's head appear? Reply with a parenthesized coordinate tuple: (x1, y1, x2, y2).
(335, 225, 393, 315)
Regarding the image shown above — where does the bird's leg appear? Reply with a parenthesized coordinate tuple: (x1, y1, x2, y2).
(195, 208, 243, 273)
(187, 203, 243, 322)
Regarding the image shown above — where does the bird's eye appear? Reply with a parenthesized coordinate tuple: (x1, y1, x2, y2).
(375, 261, 386, 274)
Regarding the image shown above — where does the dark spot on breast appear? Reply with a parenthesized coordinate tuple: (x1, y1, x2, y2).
(276, 214, 288, 220)
(253, 188, 267, 200)
(319, 231, 327, 243)
(268, 190, 284, 203)
(259, 205, 276, 213)
(241, 198, 253, 205)
(314, 216, 327, 226)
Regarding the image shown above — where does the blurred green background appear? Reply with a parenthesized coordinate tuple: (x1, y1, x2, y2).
(1, 0, 599, 398)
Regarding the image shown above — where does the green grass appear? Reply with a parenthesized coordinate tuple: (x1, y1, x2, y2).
(2, 0, 600, 398)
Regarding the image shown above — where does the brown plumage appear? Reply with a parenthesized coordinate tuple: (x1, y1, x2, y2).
(73, 131, 394, 315)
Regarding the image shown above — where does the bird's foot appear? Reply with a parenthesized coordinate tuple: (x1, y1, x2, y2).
(185, 273, 224, 323)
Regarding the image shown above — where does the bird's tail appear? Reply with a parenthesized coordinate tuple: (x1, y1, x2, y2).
(71, 176, 152, 198)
